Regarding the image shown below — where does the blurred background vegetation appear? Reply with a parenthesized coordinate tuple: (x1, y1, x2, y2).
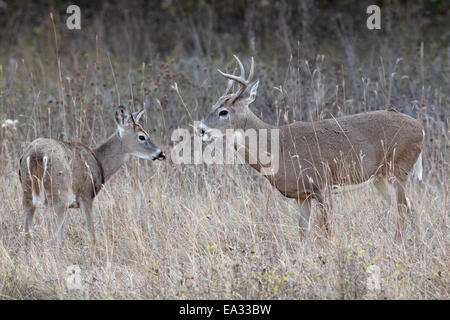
(0, 0, 448, 173)
(1, 0, 448, 60)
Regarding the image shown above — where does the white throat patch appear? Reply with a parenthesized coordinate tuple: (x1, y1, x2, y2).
(118, 126, 125, 138)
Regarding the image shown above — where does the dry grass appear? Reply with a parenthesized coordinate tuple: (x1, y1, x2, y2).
(0, 2, 448, 299)
(0, 159, 448, 299)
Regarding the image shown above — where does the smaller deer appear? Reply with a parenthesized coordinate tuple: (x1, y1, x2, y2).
(19, 106, 165, 245)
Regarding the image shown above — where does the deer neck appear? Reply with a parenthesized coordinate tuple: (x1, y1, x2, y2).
(94, 132, 130, 181)
(236, 110, 279, 176)
(242, 109, 274, 132)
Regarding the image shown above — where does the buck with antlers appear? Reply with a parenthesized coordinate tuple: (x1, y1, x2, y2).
(19, 106, 166, 246)
(198, 55, 424, 241)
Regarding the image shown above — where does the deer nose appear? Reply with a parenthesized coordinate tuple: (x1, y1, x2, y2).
(156, 151, 166, 160)
(198, 123, 207, 135)
(152, 150, 165, 161)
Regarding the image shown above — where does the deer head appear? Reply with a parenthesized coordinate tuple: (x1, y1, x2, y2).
(115, 106, 165, 161)
(198, 55, 259, 141)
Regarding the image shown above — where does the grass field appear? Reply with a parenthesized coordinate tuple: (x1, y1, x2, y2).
(0, 1, 448, 299)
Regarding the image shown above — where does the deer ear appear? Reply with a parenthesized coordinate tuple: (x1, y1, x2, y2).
(132, 108, 145, 123)
(115, 106, 132, 127)
(243, 80, 259, 105)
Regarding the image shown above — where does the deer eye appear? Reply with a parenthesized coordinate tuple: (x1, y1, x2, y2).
(138, 135, 146, 141)
(219, 110, 229, 117)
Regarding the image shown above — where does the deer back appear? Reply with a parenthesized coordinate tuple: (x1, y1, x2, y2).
(19, 138, 104, 201)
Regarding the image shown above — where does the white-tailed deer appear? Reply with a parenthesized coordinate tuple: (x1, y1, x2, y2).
(19, 106, 165, 245)
(198, 55, 424, 241)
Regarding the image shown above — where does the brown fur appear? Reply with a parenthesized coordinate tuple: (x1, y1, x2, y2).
(200, 57, 425, 241)
(19, 138, 104, 207)
(271, 110, 424, 199)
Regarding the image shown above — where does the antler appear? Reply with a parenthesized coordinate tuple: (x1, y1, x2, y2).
(222, 78, 234, 96)
(217, 55, 254, 102)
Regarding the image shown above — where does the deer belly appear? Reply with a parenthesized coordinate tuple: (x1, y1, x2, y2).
(331, 177, 375, 194)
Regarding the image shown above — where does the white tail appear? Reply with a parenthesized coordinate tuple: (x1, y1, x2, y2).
(40, 156, 48, 204)
(415, 130, 425, 181)
(416, 152, 423, 181)
(26, 156, 47, 207)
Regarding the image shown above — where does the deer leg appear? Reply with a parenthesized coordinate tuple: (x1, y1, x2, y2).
(373, 176, 391, 205)
(55, 204, 68, 247)
(297, 197, 312, 240)
(23, 198, 36, 240)
(80, 197, 95, 244)
(373, 175, 396, 229)
(393, 180, 411, 242)
(315, 188, 332, 237)
(374, 176, 394, 232)
(374, 176, 410, 241)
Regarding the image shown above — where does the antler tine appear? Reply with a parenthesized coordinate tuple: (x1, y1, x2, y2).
(223, 78, 234, 96)
(217, 55, 256, 102)
(217, 55, 248, 86)
(233, 55, 246, 81)
(217, 69, 247, 86)
(247, 57, 255, 83)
